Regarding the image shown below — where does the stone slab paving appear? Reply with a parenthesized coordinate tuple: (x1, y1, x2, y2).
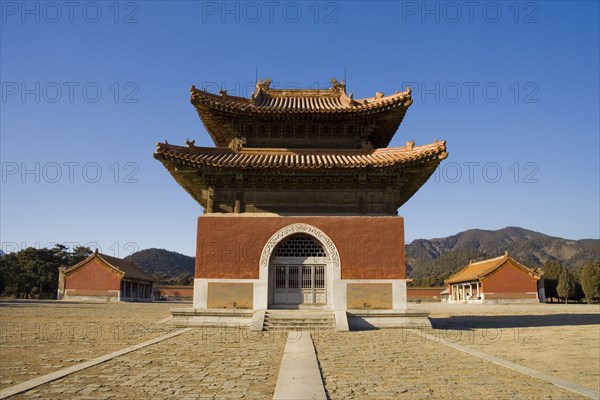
(273, 332, 326, 400)
(9, 327, 287, 399)
(418, 329, 599, 399)
(0, 301, 176, 387)
(2, 302, 598, 399)
(417, 302, 600, 391)
(313, 329, 590, 399)
(0, 328, 193, 399)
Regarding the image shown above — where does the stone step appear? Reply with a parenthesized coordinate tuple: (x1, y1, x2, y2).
(263, 311, 337, 332)
(264, 321, 335, 325)
(264, 311, 333, 315)
(265, 321, 336, 326)
(266, 327, 336, 332)
(266, 314, 333, 319)
(265, 323, 336, 329)
(265, 318, 334, 323)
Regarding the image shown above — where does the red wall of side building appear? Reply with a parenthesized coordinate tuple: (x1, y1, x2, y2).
(65, 260, 121, 292)
(195, 215, 405, 280)
(483, 261, 538, 296)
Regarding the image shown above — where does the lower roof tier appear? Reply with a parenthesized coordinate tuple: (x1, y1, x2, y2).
(153, 140, 447, 214)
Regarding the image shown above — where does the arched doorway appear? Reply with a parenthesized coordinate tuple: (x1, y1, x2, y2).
(269, 234, 327, 308)
(259, 223, 341, 310)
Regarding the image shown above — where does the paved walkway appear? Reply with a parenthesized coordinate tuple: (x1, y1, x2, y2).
(273, 332, 327, 400)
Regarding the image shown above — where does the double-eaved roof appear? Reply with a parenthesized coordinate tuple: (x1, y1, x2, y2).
(445, 252, 542, 285)
(63, 251, 153, 282)
(155, 77, 448, 214)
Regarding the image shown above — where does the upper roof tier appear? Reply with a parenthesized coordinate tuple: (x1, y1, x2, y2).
(190, 78, 413, 149)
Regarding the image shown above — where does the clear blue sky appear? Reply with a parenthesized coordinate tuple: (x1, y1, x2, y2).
(1, 1, 599, 257)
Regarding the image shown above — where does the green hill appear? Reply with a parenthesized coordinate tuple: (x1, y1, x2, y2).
(126, 248, 195, 278)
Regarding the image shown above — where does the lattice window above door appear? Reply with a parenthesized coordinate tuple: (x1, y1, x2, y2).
(273, 235, 326, 258)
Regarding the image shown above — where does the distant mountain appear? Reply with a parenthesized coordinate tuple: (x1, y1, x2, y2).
(126, 248, 194, 277)
(406, 227, 600, 286)
(0, 249, 4, 257)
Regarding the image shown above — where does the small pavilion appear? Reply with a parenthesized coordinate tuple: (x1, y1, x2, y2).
(58, 250, 154, 301)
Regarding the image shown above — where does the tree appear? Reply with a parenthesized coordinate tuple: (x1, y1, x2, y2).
(542, 260, 562, 302)
(174, 272, 193, 286)
(152, 272, 171, 285)
(0, 253, 23, 297)
(0, 244, 94, 299)
(557, 268, 577, 303)
(69, 246, 92, 265)
(0, 268, 5, 296)
(580, 261, 600, 304)
(17, 247, 60, 299)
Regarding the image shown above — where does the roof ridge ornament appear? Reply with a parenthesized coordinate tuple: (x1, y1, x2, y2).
(256, 77, 272, 93)
(229, 137, 245, 151)
(406, 139, 415, 150)
(348, 92, 357, 106)
(330, 77, 346, 94)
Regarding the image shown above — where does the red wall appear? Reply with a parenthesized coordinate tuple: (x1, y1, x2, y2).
(483, 261, 538, 294)
(65, 260, 121, 292)
(157, 286, 194, 298)
(407, 287, 444, 300)
(195, 215, 405, 280)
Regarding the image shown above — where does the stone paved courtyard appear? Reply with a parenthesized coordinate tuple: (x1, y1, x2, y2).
(1, 301, 598, 399)
(0, 301, 176, 387)
(314, 329, 589, 399)
(14, 329, 287, 399)
(419, 303, 600, 392)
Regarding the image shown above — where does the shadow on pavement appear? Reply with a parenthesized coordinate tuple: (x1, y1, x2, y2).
(430, 313, 600, 330)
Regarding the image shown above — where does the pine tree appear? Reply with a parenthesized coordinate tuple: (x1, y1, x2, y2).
(580, 261, 600, 304)
(0, 269, 5, 296)
(557, 268, 577, 303)
(542, 260, 562, 302)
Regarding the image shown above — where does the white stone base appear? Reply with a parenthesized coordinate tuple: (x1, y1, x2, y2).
(347, 309, 432, 330)
(192, 278, 410, 312)
(62, 295, 120, 302)
(169, 308, 429, 331)
(170, 308, 259, 329)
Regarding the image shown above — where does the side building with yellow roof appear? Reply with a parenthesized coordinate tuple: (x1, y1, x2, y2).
(445, 252, 544, 303)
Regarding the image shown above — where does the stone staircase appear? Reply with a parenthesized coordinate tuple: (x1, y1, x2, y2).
(262, 310, 338, 332)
